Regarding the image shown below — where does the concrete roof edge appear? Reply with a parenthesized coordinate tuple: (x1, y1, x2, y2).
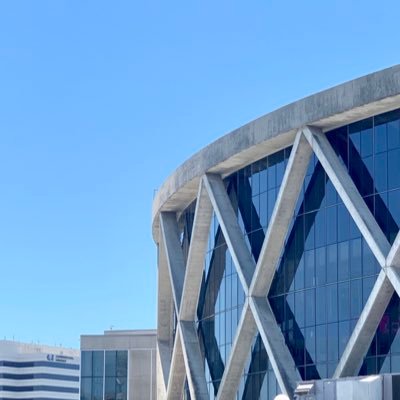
(152, 64, 400, 241)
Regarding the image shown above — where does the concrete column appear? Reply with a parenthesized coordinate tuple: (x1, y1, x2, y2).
(166, 331, 186, 400)
(180, 180, 213, 321)
(157, 240, 174, 396)
(216, 301, 257, 400)
(160, 212, 186, 314)
(250, 296, 300, 397)
(179, 321, 209, 400)
(386, 231, 400, 267)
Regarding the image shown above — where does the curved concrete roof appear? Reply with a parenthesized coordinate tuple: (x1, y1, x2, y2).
(152, 65, 400, 241)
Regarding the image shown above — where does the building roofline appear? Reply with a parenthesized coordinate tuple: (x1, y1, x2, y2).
(152, 64, 400, 241)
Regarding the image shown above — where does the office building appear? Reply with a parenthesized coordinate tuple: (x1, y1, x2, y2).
(80, 330, 156, 400)
(152, 65, 400, 399)
(0, 340, 79, 400)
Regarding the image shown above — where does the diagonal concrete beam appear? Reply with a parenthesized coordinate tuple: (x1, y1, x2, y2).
(157, 241, 174, 394)
(250, 296, 300, 397)
(157, 240, 175, 344)
(302, 126, 391, 266)
(216, 301, 257, 400)
(250, 129, 313, 297)
(334, 270, 394, 377)
(386, 231, 400, 268)
(179, 321, 209, 400)
(203, 173, 255, 293)
(160, 212, 186, 314)
(166, 331, 186, 400)
(157, 340, 171, 399)
(180, 180, 213, 321)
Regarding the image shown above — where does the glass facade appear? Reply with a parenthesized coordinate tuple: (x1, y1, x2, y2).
(80, 351, 127, 400)
(179, 108, 400, 399)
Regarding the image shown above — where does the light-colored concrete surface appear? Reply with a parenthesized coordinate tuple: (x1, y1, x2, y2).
(180, 180, 213, 321)
(216, 301, 257, 400)
(166, 331, 186, 400)
(156, 342, 168, 399)
(250, 296, 300, 397)
(250, 129, 313, 297)
(130, 349, 156, 400)
(179, 321, 209, 400)
(81, 330, 157, 350)
(203, 173, 255, 291)
(160, 212, 186, 313)
(386, 230, 400, 267)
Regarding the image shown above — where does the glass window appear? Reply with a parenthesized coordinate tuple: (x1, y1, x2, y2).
(338, 281, 350, 321)
(93, 351, 104, 378)
(295, 290, 305, 328)
(327, 323, 338, 362)
(338, 241, 349, 281)
(350, 238, 362, 278)
(375, 121, 387, 154)
(388, 149, 400, 190)
(350, 279, 362, 320)
(305, 250, 315, 288)
(374, 152, 388, 192)
(326, 244, 337, 283)
(81, 351, 93, 377)
(116, 377, 127, 400)
(105, 351, 116, 377)
(316, 287, 326, 325)
(387, 118, 400, 150)
(339, 320, 350, 358)
(315, 247, 326, 286)
(337, 205, 349, 242)
(92, 377, 103, 400)
(305, 326, 316, 363)
(305, 289, 315, 327)
(80, 377, 92, 400)
(326, 284, 337, 323)
(105, 377, 116, 400)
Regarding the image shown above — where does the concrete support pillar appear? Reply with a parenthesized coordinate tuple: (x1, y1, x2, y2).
(166, 332, 186, 400)
(180, 321, 209, 400)
(180, 180, 213, 321)
(216, 302, 257, 400)
(160, 212, 186, 313)
(250, 296, 300, 397)
(203, 173, 254, 292)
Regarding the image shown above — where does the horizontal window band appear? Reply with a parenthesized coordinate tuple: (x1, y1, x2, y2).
(0, 385, 79, 393)
(0, 373, 79, 382)
(0, 398, 79, 400)
(0, 362, 79, 371)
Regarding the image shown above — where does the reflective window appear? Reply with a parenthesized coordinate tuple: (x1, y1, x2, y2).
(80, 350, 127, 400)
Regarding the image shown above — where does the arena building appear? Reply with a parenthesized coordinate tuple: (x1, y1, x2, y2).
(152, 65, 400, 399)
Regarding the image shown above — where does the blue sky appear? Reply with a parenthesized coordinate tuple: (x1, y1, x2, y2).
(0, 0, 399, 349)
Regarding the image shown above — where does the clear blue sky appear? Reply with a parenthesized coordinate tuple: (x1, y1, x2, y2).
(0, 0, 399, 349)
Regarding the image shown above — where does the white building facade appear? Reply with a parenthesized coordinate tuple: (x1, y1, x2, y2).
(0, 340, 79, 400)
